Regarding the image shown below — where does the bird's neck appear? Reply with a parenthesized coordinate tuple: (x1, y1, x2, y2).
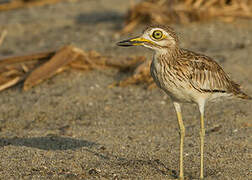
(155, 46, 181, 63)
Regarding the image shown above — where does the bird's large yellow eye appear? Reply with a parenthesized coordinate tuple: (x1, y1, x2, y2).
(152, 30, 163, 40)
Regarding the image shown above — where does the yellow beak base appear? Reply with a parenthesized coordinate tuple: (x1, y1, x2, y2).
(117, 37, 149, 47)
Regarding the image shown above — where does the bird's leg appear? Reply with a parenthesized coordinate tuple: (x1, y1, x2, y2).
(200, 112, 205, 179)
(173, 102, 185, 180)
(198, 101, 205, 179)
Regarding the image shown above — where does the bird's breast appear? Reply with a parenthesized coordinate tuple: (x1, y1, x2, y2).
(150, 55, 196, 103)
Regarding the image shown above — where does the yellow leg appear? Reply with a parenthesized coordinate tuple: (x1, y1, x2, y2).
(173, 102, 185, 180)
(200, 113, 205, 179)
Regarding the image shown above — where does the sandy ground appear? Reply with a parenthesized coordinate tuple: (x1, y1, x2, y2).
(0, 0, 251, 179)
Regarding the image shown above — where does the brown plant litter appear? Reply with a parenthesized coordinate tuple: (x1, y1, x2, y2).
(122, 0, 252, 34)
(0, 45, 151, 92)
(117, 59, 155, 89)
(23, 46, 82, 91)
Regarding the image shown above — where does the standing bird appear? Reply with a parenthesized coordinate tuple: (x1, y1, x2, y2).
(117, 25, 251, 179)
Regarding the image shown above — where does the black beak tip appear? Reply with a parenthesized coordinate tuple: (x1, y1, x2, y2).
(116, 40, 133, 47)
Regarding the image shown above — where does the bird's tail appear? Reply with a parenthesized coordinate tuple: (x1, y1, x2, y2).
(231, 81, 251, 100)
(236, 91, 252, 100)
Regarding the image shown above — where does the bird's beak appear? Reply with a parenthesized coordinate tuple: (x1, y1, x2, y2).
(116, 37, 148, 47)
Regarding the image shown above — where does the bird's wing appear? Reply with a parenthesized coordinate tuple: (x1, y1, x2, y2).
(180, 50, 241, 94)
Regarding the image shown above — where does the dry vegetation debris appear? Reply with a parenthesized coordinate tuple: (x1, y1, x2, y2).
(117, 59, 155, 89)
(122, 0, 252, 33)
(0, 45, 152, 91)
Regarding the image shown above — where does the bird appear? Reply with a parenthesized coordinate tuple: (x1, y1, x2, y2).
(117, 25, 251, 179)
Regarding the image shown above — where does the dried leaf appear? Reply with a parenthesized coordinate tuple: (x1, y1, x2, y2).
(0, 76, 22, 92)
(0, 51, 55, 68)
(23, 45, 83, 91)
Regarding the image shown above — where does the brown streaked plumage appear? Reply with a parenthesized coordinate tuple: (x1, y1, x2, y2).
(157, 48, 251, 100)
(117, 25, 251, 180)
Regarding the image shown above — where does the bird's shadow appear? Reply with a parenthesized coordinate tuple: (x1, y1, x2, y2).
(0, 135, 96, 150)
(0, 135, 180, 178)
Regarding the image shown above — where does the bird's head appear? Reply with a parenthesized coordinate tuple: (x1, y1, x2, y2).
(117, 25, 179, 53)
